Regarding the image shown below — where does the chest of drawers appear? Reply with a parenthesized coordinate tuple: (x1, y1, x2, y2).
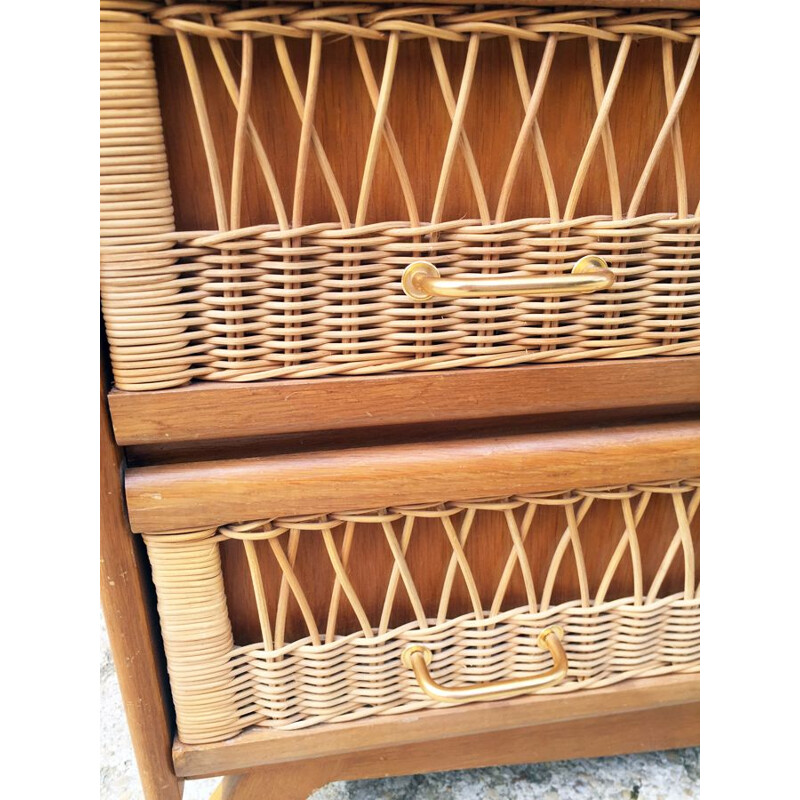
(100, 1, 700, 797)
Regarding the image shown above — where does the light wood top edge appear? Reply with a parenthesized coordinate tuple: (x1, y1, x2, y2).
(110, 357, 699, 446)
(173, 673, 699, 778)
(126, 418, 699, 532)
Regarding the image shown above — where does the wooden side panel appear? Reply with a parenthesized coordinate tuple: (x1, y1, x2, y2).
(100, 371, 183, 800)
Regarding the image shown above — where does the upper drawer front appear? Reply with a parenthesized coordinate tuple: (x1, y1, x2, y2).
(101, 2, 699, 390)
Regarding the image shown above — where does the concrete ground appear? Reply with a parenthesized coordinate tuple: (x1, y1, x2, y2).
(101, 614, 699, 799)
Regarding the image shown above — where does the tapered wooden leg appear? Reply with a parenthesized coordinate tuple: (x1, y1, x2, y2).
(209, 765, 333, 800)
(207, 701, 699, 800)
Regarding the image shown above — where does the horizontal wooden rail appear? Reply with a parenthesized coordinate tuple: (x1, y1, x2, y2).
(173, 673, 699, 778)
(110, 357, 698, 446)
(200, 702, 699, 796)
(126, 418, 699, 533)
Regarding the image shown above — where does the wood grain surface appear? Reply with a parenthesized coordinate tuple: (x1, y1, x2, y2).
(110, 356, 699, 446)
(125, 418, 698, 532)
(103, 2, 701, 793)
(211, 702, 699, 799)
(211, 701, 698, 798)
(100, 366, 183, 800)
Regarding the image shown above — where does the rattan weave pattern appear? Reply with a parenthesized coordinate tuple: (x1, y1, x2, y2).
(100, 2, 700, 389)
(144, 480, 700, 743)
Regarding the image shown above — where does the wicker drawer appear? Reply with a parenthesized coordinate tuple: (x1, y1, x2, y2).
(101, 2, 699, 390)
(128, 421, 699, 744)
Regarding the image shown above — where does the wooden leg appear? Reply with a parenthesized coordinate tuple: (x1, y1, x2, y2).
(210, 765, 334, 800)
(208, 701, 698, 800)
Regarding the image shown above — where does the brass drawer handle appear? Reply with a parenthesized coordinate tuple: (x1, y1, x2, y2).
(401, 626, 567, 704)
(401, 257, 614, 301)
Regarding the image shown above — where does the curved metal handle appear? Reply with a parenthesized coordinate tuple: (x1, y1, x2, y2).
(401, 627, 568, 704)
(401, 256, 614, 301)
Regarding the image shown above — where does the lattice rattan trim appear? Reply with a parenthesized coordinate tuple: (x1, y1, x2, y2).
(102, 4, 700, 43)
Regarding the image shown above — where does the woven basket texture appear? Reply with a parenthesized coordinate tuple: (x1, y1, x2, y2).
(144, 479, 700, 743)
(101, 2, 700, 389)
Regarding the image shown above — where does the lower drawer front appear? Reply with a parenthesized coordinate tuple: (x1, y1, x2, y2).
(143, 476, 699, 744)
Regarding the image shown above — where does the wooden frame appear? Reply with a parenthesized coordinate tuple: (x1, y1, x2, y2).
(109, 357, 699, 446)
(104, 376, 699, 799)
(101, 367, 183, 800)
(101, 0, 701, 794)
(209, 701, 699, 799)
(126, 418, 698, 532)
(104, 377, 700, 800)
(176, 673, 698, 779)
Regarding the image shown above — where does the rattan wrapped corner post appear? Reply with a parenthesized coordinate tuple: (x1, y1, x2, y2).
(100, 2, 700, 798)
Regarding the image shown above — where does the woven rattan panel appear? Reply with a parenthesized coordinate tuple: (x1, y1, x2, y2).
(144, 479, 699, 743)
(101, 2, 699, 390)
